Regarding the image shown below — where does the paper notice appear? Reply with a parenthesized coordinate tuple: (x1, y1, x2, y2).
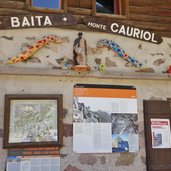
(151, 118, 171, 148)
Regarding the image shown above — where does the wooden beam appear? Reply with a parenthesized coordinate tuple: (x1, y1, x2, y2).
(95, 13, 127, 19)
(0, 66, 170, 81)
(157, 31, 171, 37)
(0, 8, 31, 16)
(129, 0, 171, 6)
(0, 0, 25, 10)
(68, 7, 92, 15)
(130, 6, 171, 17)
(0, 13, 77, 29)
(121, 20, 171, 31)
(68, 0, 79, 7)
(80, 0, 92, 9)
(130, 13, 171, 24)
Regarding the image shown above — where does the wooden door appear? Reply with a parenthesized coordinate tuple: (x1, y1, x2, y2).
(144, 100, 171, 171)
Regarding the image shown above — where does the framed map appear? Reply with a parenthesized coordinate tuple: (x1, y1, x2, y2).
(3, 94, 63, 149)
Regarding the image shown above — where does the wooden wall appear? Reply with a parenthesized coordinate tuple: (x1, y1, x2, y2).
(129, 0, 171, 37)
(0, 0, 171, 37)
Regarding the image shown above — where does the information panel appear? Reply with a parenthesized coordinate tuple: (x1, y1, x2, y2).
(73, 84, 139, 153)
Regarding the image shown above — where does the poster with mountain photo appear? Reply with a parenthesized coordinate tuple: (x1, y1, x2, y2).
(73, 84, 139, 153)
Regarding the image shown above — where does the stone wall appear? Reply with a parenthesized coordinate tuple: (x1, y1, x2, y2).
(0, 28, 170, 73)
(0, 28, 171, 171)
(0, 75, 171, 171)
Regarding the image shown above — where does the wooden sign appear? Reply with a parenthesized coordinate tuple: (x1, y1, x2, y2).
(84, 17, 163, 44)
(0, 13, 77, 29)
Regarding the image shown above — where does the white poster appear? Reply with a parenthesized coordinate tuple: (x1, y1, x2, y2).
(151, 118, 171, 148)
(73, 123, 112, 153)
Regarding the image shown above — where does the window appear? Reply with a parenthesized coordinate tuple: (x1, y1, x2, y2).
(27, 0, 67, 13)
(32, 0, 61, 10)
(94, 0, 128, 18)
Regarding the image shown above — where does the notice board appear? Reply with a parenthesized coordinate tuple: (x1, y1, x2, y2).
(73, 84, 139, 153)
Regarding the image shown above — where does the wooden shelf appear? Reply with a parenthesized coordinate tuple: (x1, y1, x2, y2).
(0, 66, 170, 81)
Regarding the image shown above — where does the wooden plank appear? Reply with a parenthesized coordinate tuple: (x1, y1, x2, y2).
(0, 66, 170, 81)
(0, 0, 25, 10)
(95, 13, 127, 19)
(84, 17, 163, 44)
(157, 4, 171, 10)
(157, 31, 171, 37)
(68, 7, 92, 15)
(0, 13, 77, 29)
(68, 0, 79, 7)
(129, 0, 171, 6)
(130, 13, 171, 24)
(80, 0, 92, 9)
(143, 100, 171, 171)
(130, 6, 171, 17)
(119, 20, 171, 32)
(0, 8, 30, 16)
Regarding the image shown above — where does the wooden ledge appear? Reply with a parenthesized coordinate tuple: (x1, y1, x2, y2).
(0, 66, 170, 81)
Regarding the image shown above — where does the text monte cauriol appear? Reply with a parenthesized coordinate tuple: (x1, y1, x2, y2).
(87, 22, 159, 43)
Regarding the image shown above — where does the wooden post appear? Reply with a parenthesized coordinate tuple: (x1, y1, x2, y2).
(92, 0, 96, 16)
(63, 0, 68, 13)
(125, 0, 130, 19)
